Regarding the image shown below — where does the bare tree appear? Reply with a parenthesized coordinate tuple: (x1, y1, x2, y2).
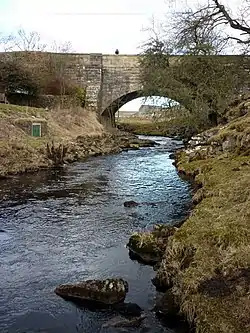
(46, 41, 74, 98)
(50, 40, 73, 53)
(204, 0, 250, 47)
(0, 28, 73, 54)
(1, 29, 47, 52)
(170, 9, 229, 55)
(167, 0, 250, 53)
(139, 1, 250, 130)
(0, 29, 75, 105)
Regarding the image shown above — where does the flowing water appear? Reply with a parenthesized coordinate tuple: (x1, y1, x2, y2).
(0, 136, 192, 333)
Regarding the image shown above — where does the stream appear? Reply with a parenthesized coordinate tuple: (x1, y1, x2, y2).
(0, 136, 192, 333)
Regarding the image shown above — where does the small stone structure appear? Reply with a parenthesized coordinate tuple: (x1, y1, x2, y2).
(14, 118, 48, 137)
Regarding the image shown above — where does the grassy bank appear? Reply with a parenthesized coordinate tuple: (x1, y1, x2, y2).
(0, 104, 157, 178)
(0, 104, 111, 177)
(157, 111, 250, 332)
(117, 116, 198, 139)
(127, 105, 250, 332)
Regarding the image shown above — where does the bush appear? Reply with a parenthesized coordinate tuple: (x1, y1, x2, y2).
(74, 87, 87, 107)
(0, 59, 40, 96)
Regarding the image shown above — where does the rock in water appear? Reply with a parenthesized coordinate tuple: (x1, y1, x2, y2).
(55, 278, 128, 305)
(124, 201, 139, 208)
(153, 290, 179, 317)
(102, 314, 146, 328)
(113, 302, 143, 317)
(127, 225, 176, 266)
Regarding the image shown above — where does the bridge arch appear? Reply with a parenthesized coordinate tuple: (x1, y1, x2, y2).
(100, 91, 143, 126)
(100, 90, 184, 127)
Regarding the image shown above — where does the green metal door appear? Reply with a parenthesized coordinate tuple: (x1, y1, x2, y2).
(32, 124, 41, 137)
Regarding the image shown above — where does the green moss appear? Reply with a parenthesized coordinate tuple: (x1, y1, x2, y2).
(72, 87, 87, 107)
(160, 153, 250, 333)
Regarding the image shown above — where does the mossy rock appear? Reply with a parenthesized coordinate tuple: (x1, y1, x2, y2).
(55, 278, 128, 305)
(127, 232, 158, 254)
(127, 225, 176, 261)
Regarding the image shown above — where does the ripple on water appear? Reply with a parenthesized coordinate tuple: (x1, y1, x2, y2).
(0, 137, 192, 333)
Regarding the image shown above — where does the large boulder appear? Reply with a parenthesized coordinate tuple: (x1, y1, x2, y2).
(55, 278, 128, 305)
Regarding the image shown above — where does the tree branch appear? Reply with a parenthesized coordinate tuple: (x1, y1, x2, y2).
(213, 0, 250, 34)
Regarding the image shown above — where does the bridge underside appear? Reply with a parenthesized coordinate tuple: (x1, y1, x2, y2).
(100, 91, 142, 127)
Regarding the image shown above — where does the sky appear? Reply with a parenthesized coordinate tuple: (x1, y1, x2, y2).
(0, 0, 169, 53)
(0, 0, 242, 111)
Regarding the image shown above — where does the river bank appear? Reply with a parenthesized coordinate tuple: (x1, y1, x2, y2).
(0, 104, 155, 178)
(117, 116, 198, 141)
(0, 136, 191, 333)
(128, 105, 250, 332)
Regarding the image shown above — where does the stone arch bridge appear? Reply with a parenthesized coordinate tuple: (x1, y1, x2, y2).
(64, 53, 244, 127)
(64, 53, 143, 126)
(0, 52, 244, 127)
(0, 52, 142, 126)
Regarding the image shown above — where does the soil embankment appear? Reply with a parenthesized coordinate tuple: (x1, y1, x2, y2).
(0, 104, 155, 177)
(128, 97, 250, 333)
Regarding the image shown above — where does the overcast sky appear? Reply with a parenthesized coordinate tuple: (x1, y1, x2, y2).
(0, 0, 170, 53)
(0, 0, 242, 111)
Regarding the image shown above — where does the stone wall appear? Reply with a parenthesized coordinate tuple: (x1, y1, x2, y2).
(0, 52, 141, 115)
(100, 55, 141, 112)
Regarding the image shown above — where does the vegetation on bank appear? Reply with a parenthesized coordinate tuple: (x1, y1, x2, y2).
(137, 0, 250, 138)
(164, 157, 250, 333)
(117, 116, 199, 140)
(128, 107, 250, 333)
(0, 30, 87, 109)
(0, 104, 156, 178)
(125, 2, 250, 329)
(0, 103, 106, 177)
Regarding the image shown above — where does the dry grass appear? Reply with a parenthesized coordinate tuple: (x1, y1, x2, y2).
(156, 152, 250, 333)
(209, 112, 250, 151)
(47, 107, 104, 141)
(117, 115, 198, 139)
(0, 103, 47, 118)
(0, 104, 105, 176)
(226, 93, 250, 120)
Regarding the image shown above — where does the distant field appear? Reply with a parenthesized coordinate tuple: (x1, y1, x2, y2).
(116, 111, 138, 117)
